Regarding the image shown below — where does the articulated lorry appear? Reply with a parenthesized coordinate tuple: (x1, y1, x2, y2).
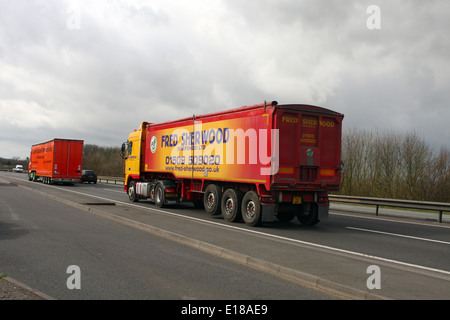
(28, 139, 84, 184)
(121, 101, 343, 227)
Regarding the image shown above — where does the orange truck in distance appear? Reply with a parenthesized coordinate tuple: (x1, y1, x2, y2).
(28, 139, 84, 184)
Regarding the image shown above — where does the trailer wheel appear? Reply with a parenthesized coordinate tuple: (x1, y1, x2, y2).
(204, 184, 222, 215)
(154, 183, 165, 208)
(241, 191, 262, 227)
(128, 181, 139, 202)
(297, 203, 319, 226)
(221, 189, 243, 222)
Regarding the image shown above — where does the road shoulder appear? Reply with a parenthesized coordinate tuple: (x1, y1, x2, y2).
(0, 276, 54, 300)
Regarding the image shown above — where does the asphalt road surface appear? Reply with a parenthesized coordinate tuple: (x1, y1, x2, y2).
(1, 171, 449, 303)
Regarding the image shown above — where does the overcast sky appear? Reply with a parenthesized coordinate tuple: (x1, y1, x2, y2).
(1, 0, 449, 159)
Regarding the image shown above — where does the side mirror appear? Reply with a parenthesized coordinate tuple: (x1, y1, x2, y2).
(120, 142, 127, 159)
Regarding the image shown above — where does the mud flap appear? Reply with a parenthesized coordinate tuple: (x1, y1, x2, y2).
(261, 203, 276, 222)
(318, 204, 329, 220)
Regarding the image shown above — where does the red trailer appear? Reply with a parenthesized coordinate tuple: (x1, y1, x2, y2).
(28, 139, 84, 184)
(121, 101, 343, 226)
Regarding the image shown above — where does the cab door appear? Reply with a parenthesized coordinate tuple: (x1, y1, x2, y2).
(124, 129, 142, 177)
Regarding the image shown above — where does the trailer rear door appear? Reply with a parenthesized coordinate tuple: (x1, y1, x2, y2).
(274, 105, 343, 189)
(53, 139, 83, 180)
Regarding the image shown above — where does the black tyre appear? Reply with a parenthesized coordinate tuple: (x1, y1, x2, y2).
(296, 203, 320, 226)
(154, 183, 165, 208)
(221, 189, 243, 222)
(128, 181, 139, 202)
(203, 184, 222, 215)
(241, 191, 262, 227)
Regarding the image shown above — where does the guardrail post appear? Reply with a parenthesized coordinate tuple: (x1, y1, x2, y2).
(376, 205, 379, 216)
(439, 210, 443, 223)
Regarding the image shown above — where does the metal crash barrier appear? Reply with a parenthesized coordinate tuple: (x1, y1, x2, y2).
(329, 194, 450, 223)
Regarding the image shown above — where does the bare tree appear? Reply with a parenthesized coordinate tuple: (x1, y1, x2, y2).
(399, 131, 431, 200)
(338, 129, 449, 202)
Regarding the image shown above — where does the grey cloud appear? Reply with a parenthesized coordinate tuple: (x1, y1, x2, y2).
(0, 0, 449, 159)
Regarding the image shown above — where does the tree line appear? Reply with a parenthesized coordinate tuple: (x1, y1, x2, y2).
(83, 144, 123, 177)
(0, 157, 28, 171)
(337, 129, 450, 203)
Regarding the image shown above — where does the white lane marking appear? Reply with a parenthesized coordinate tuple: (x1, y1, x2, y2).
(347, 227, 450, 245)
(5, 173, 450, 276)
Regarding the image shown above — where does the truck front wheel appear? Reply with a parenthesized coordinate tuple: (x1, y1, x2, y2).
(128, 181, 139, 202)
(241, 191, 262, 227)
(154, 183, 165, 208)
(148, 183, 156, 203)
